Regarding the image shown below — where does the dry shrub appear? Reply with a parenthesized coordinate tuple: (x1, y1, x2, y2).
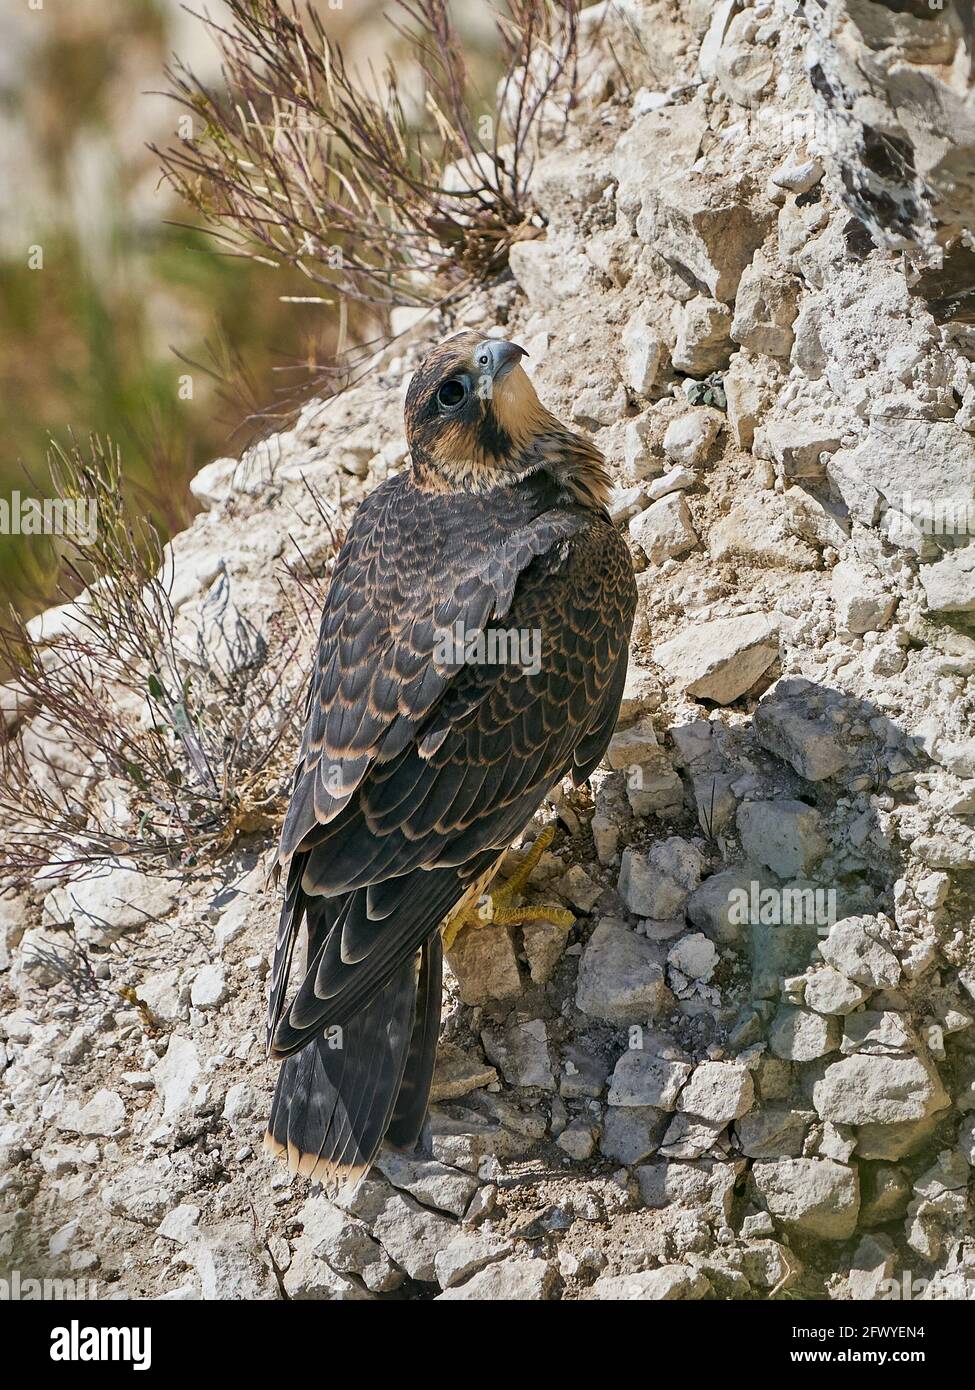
(0, 436, 310, 880)
(156, 0, 581, 338)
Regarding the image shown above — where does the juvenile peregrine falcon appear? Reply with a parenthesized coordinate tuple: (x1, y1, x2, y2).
(265, 331, 636, 1192)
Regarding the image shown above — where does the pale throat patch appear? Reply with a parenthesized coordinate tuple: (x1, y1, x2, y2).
(490, 364, 552, 446)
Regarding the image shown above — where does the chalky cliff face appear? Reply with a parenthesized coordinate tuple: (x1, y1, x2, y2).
(2, 0, 975, 1301)
(802, 0, 975, 256)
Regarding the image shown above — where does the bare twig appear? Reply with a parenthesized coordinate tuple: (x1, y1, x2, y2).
(0, 436, 309, 879)
(154, 0, 580, 333)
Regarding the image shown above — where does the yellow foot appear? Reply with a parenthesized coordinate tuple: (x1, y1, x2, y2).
(442, 826, 575, 951)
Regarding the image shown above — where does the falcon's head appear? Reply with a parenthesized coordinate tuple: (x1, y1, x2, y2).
(404, 329, 610, 507)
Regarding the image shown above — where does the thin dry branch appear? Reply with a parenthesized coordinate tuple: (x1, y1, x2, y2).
(0, 436, 309, 880)
(154, 0, 580, 329)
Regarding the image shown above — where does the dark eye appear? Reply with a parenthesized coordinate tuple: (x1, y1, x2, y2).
(436, 377, 468, 410)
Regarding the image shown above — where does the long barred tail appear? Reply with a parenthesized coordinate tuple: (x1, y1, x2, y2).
(263, 934, 442, 1194)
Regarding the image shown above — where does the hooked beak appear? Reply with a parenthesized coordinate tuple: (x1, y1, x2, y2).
(478, 338, 528, 383)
